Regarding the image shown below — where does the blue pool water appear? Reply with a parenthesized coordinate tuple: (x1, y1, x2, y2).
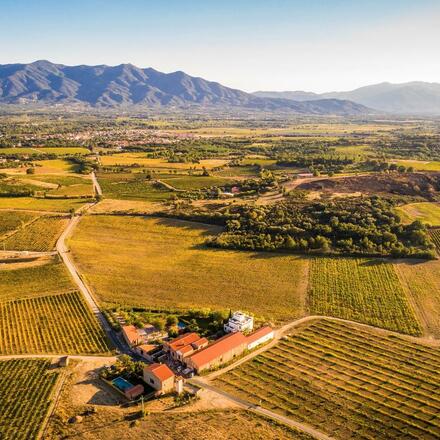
(112, 376, 133, 391)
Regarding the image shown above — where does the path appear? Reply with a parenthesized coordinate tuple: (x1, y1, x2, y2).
(56, 206, 125, 353)
(188, 378, 332, 440)
(91, 171, 102, 197)
(0, 354, 117, 361)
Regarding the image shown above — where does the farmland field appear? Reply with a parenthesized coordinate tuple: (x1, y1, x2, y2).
(308, 257, 422, 335)
(215, 319, 440, 440)
(100, 154, 228, 170)
(0, 359, 59, 440)
(393, 160, 440, 171)
(98, 173, 173, 201)
(429, 228, 440, 251)
(33, 159, 77, 174)
(0, 197, 89, 212)
(0, 291, 110, 354)
(396, 202, 440, 225)
(1, 215, 68, 251)
(0, 210, 38, 238)
(395, 260, 440, 338)
(161, 175, 233, 190)
(0, 260, 74, 301)
(69, 215, 308, 320)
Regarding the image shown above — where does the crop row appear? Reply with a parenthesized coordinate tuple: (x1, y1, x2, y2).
(215, 320, 440, 439)
(0, 291, 110, 354)
(0, 359, 59, 440)
(308, 257, 422, 335)
(428, 228, 440, 252)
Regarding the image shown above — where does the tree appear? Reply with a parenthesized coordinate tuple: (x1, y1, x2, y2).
(151, 318, 165, 331)
(26, 167, 35, 174)
(166, 315, 178, 328)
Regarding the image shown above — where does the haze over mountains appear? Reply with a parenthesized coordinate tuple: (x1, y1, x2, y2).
(0, 60, 370, 115)
(254, 82, 440, 115)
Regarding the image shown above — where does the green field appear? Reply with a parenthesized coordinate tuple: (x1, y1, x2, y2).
(309, 257, 422, 335)
(0, 359, 59, 440)
(0, 211, 38, 238)
(0, 261, 74, 302)
(396, 202, 440, 226)
(161, 175, 233, 190)
(0, 147, 89, 156)
(98, 173, 173, 201)
(0, 197, 90, 212)
(69, 215, 309, 320)
(1, 215, 68, 251)
(0, 291, 110, 355)
(393, 160, 440, 171)
(215, 319, 440, 439)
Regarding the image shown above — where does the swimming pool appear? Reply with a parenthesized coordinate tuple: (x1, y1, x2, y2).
(112, 376, 134, 392)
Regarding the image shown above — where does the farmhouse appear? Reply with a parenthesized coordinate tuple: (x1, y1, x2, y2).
(121, 324, 166, 347)
(246, 326, 274, 350)
(185, 326, 275, 373)
(185, 332, 248, 373)
(224, 311, 254, 333)
(164, 332, 209, 361)
(143, 363, 175, 395)
(134, 344, 160, 361)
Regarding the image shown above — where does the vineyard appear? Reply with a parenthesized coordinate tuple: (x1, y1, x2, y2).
(0, 359, 59, 440)
(0, 211, 38, 238)
(428, 228, 440, 252)
(215, 319, 440, 440)
(1, 215, 68, 251)
(308, 257, 422, 335)
(0, 291, 110, 354)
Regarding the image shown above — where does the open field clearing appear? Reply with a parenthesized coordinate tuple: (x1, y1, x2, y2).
(0, 260, 74, 301)
(0, 291, 110, 354)
(333, 144, 371, 156)
(215, 319, 440, 440)
(48, 183, 93, 197)
(214, 165, 259, 178)
(395, 260, 440, 338)
(101, 153, 227, 169)
(161, 175, 234, 190)
(393, 160, 440, 171)
(396, 202, 440, 225)
(0, 210, 38, 238)
(0, 359, 59, 440)
(48, 408, 312, 440)
(0, 197, 89, 212)
(69, 216, 308, 320)
(33, 159, 77, 174)
(309, 257, 422, 335)
(1, 215, 68, 251)
(98, 173, 173, 201)
(88, 198, 163, 214)
(0, 147, 89, 156)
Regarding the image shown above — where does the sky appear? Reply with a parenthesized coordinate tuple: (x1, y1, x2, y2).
(1, 0, 439, 92)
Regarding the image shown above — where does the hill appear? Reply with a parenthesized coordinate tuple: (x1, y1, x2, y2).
(255, 82, 440, 114)
(0, 60, 370, 115)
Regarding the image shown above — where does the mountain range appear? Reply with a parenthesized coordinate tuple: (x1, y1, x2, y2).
(254, 82, 440, 115)
(0, 60, 370, 115)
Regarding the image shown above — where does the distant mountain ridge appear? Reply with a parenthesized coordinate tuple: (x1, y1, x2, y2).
(0, 60, 371, 115)
(254, 82, 440, 115)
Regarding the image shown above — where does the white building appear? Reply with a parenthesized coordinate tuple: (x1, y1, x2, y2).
(224, 311, 254, 334)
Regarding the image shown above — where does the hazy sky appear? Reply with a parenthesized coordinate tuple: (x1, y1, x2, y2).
(1, 0, 439, 92)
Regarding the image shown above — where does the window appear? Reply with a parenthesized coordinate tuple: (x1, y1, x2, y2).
(150, 378, 154, 385)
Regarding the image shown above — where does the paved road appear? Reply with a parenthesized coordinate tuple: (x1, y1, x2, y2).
(189, 378, 333, 440)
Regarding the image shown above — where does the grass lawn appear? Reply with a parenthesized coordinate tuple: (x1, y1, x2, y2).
(69, 215, 309, 321)
(396, 202, 440, 226)
(308, 257, 422, 335)
(0, 197, 89, 212)
(0, 260, 74, 301)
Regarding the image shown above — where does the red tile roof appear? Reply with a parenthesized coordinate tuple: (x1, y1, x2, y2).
(167, 332, 201, 352)
(246, 326, 274, 345)
(188, 332, 247, 370)
(121, 325, 140, 344)
(145, 363, 175, 382)
(137, 344, 157, 353)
